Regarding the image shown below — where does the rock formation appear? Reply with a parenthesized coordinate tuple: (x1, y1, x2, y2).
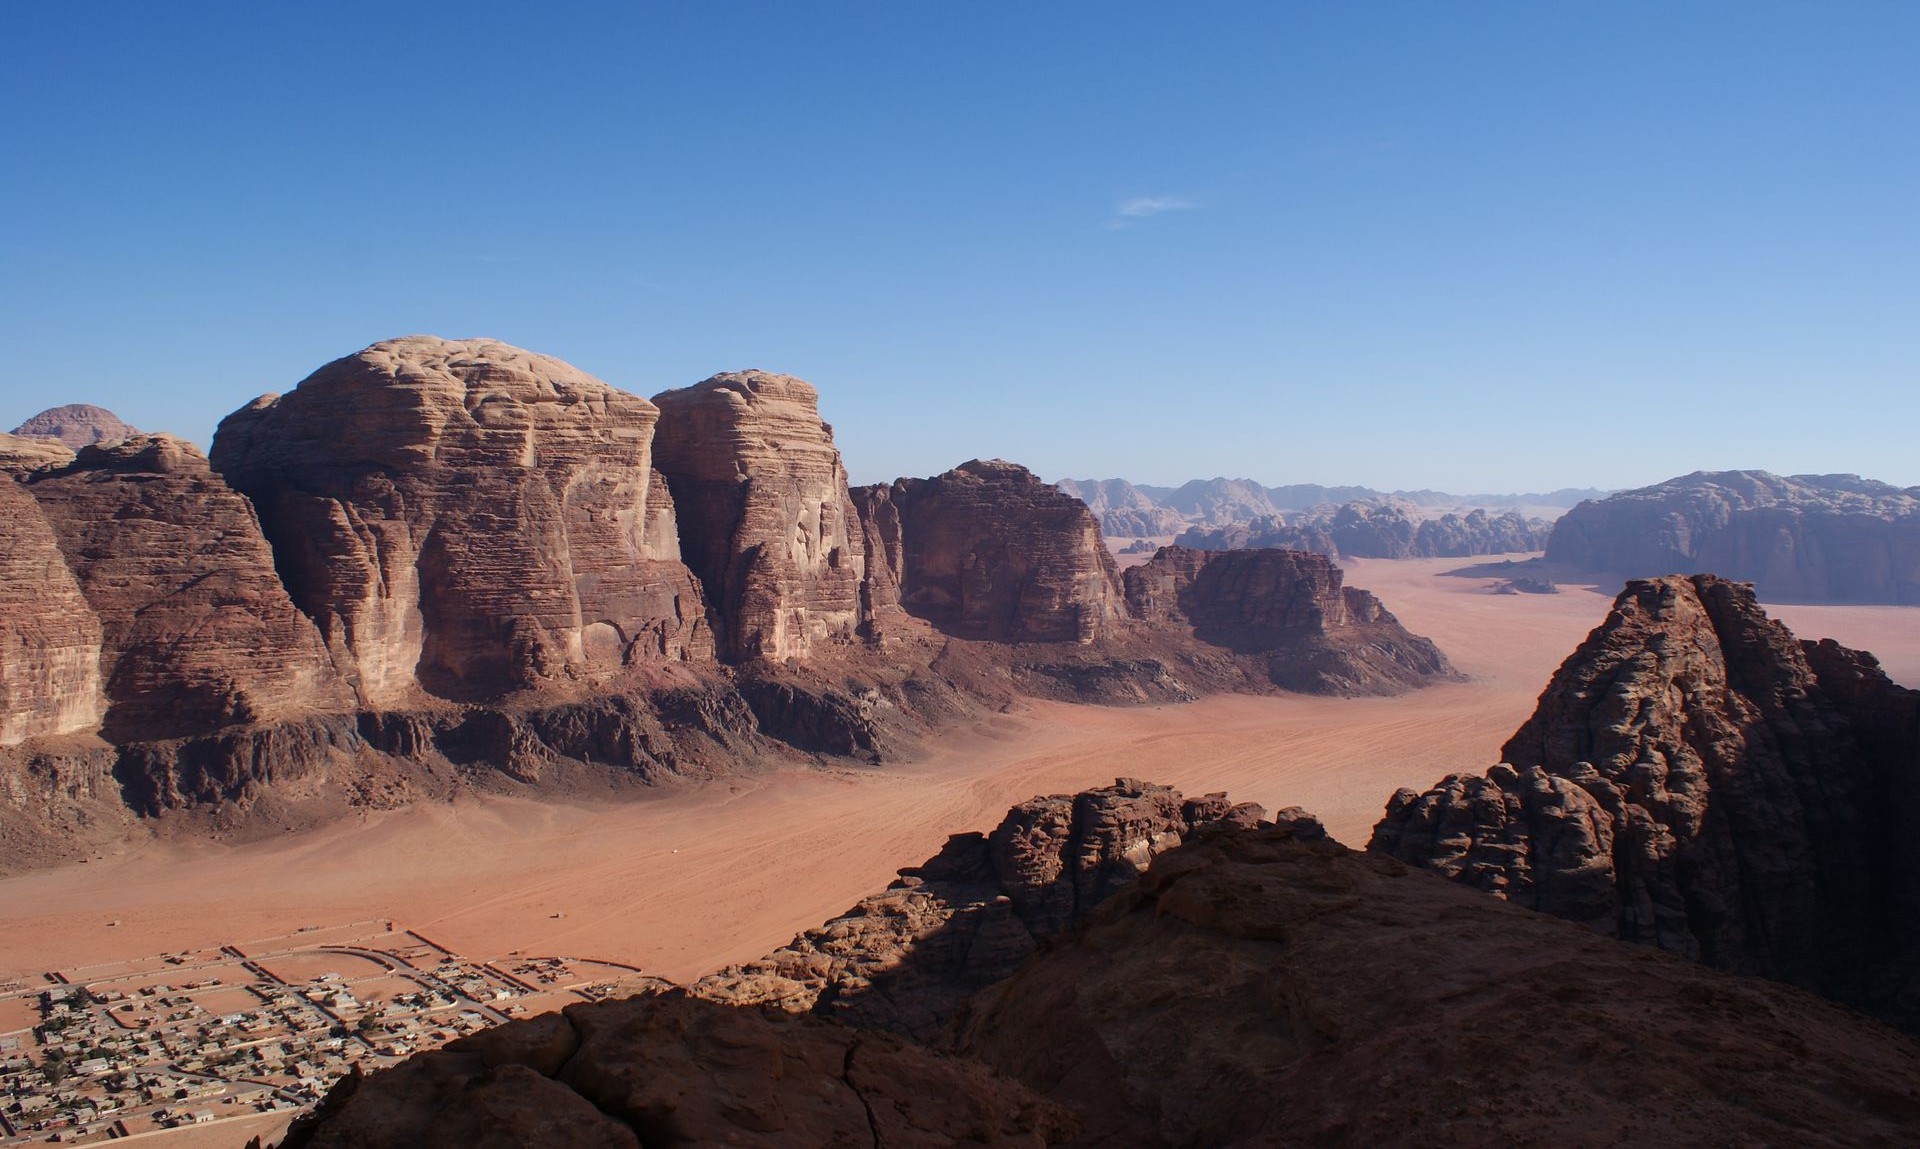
(275, 994, 1075, 1149)
(873, 460, 1124, 644)
(692, 779, 1267, 1041)
(9, 403, 140, 448)
(0, 478, 104, 745)
(1371, 574, 1920, 1030)
(25, 435, 355, 742)
(962, 820, 1920, 1148)
(0, 431, 78, 475)
(1122, 547, 1455, 694)
(651, 371, 865, 663)
(1178, 499, 1550, 560)
(1547, 469, 1920, 602)
(1053, 478, 1187, 537)
(284, 796, 1920, 1149)
(212, 337, 713, 704)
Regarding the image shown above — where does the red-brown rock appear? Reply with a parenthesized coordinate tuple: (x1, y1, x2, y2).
(212, 336, 713, 705)
(0, 477, 104, 745)
(875, 460, 1124, 644)
(692, 780, 1268, 1041)
(278, 994, 1074, 1149)
(1122, 546, 1455, 694)
(25, 434, 354, 742)
(651, 371, 867, 662)
(1370, 573, 1920, 1030)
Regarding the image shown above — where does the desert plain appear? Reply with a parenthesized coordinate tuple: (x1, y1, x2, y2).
(4, 554, 1916, 994)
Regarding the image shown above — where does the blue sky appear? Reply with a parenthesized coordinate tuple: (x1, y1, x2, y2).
(3, 2, 1915, 491)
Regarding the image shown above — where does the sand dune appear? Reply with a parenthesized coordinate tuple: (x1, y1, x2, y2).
(3, 556, 1912, 990)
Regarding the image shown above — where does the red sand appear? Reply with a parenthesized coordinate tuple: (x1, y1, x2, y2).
(2, 557, 1911, 991)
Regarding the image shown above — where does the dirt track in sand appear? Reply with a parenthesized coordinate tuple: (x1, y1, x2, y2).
(3, 556, 1913, 989)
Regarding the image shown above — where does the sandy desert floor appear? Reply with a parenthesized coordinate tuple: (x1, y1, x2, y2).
(4, 555, 1916, 1001)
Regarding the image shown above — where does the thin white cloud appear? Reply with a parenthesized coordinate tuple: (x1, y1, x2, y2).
(1109, 195, 1196, 228)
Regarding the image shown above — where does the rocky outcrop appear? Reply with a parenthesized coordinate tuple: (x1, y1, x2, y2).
(286, 811, 1920, 1149)
(1053, 478, 1187, 537)
(1548, 470, 1920, 602)
(0, 478, 104, 745)
(1122, 547, 1455, 694)
(10, 403, 140, 448)
(1370, 574, 1920, 1030)
(212, 337, 713, 705)
(25, 435, 355, 742)
(0, 431, 78, 475)
(1178, 499, 1550, 559)
(651, 371, 865, 663)
(962, 820, 1920, 1148)
(275, 994, 1075, 1149)
(692, 780, 1268, 1041)
(875, 460, 1124, 644)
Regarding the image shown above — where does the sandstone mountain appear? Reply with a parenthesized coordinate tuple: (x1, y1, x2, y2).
(1371, 574, 1920, 1031)
(211, 337, 713, 705)
(280, 788, 1920, 1148)
(9, 403, 140, 448)
(1547, 469, 1920, 602)
(651, 371, 865, 662)
(875, 460, 1125, 644)
(0, 337, 1455, 869)
(1122, 547, 1454, 694)
(1177, 499, 1550, 560)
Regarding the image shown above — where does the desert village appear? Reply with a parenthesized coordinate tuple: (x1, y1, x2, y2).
(0, 921, 660, 1144)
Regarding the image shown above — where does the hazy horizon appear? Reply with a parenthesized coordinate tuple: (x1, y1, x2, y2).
(5, 3, 1916, 491)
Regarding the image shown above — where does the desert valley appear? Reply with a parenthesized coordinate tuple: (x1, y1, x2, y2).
(8, 6, 1920, 1146)
(3, 336, 1920, 1148)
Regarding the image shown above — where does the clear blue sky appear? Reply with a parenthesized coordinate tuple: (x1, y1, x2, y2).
(3, 2, 1914, 491)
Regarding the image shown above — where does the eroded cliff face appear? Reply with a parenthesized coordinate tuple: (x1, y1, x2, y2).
(212, 337, 713, 705)
(650, 371, 866, 663)
(1122, 546, 1455, 694)
(878, 460, 1124, 644)
(1547, 470, 1920, 602)
(1370, 574, 1920, 1030)
(26, 435, 354, 742)
(0, 477, 104, 745)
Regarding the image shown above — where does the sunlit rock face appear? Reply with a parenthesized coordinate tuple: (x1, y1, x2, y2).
(23, 435, 350, 741)
(651, 370, 867, 663)
(0, 475, 104, 745)
(211, 336, 713, 706)
(880, 459, 1125, 644)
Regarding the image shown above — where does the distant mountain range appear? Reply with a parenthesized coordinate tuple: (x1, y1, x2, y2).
(1056, 476, 1610, 538)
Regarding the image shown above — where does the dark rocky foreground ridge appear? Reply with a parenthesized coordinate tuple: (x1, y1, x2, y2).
(273, 781, 1920, 1148)
(1548, 469, 1920, 602)
(0, 336, 1453, 870)
(1373, 573, 1920, 1032)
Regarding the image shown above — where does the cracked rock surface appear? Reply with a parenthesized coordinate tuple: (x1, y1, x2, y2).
(276, 993, 1074, 1149)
